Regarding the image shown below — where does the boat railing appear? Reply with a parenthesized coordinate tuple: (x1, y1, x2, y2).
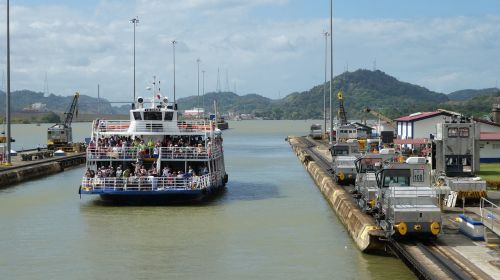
(91, 119, 213, 134)
(81, 172, 218, 192)
(159, 146, 221, 159)
(86, 145, 222, 161)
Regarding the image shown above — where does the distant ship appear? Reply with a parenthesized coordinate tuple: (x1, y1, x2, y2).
(79, 95, 228, 204)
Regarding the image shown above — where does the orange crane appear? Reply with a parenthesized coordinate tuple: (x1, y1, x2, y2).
(362, 107, 396, 129)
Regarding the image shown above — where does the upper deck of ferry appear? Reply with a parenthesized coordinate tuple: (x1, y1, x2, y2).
(91, 98, 217, 137)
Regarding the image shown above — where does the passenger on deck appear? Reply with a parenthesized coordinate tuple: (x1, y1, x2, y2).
(149, 166, 158, 176)
(162, 166, 171, 177)
(140, 165, 147, 177)
(201, 166, 208, 175)
(116, 166, 123, 177)
(84, 168, 92, 178)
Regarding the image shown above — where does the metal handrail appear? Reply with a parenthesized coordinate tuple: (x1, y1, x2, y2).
(81, 173, 216, 191)
(480, 197, 499, 234)
(86, 145, 222, 161)
(92, 119, 213, 134)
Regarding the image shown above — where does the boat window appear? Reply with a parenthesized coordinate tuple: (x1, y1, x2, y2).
(459, 127, 469, 137)
(164, 112, 173, 121)
(144, 112, 162, 120)
(382, 169, 411, 187)
(448, 127, 458, 137)
(133, 112, 142, 120)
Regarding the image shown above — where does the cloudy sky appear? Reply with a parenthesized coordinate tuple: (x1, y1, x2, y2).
(0, 0, 499, 102)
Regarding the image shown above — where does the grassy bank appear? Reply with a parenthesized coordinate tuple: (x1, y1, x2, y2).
(480, 163, 500, 190)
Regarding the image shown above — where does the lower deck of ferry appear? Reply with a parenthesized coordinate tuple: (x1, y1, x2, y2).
(80, 179, 227, 204)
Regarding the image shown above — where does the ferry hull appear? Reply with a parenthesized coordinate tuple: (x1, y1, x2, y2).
(81, 184, 225, 205)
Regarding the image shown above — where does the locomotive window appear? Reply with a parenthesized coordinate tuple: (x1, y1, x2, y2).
(333, 147, 349, 156)
(133, 112, 142, 120)
(144, 112, 162, 120)
(448, 127, 458, 137)
(164, 112, 173, 121)
(459, 128, 469, 137)
(360, 158, 383, 172)
(382, 169, 411, 187)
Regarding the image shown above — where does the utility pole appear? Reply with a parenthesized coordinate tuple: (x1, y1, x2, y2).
(130, 17, 139, 103)
(6, 0, 11, 165)
(197, 58, 200, 116)
(172, 40, 177, 104)
(323, 31, 329, 137)
(202, 70, 206, 117)
(97, 84, 101, 116)
(329, 0, 334, 145)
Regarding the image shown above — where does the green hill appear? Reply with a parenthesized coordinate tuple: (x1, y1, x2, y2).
(441, 91, 500, 119)
(1, 69, 498, 121)
(178, 91, 275, 116)
(448, 88, 500, 101)
(275, 69, 449, 119)
(0, 90, 123, 115)
(176, 69, 450, 120)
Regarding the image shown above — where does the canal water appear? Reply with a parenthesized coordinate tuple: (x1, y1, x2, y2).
(0, 121, 414, 279)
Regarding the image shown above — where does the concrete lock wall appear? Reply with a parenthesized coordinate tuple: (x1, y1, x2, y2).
(0, 162, 62, 187)
(0, 156, 85, 188)
(289, 137, 384, 253)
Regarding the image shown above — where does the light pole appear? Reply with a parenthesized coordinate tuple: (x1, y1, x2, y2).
(197, 58, 200, 116)
(130, 17, 139, 103)
(329, 0, 334, 145)
(323, 31, 329, 138)
(5, 0, 11, 165)
(202, 70, 205, 118)
(172, 40, 177, 104)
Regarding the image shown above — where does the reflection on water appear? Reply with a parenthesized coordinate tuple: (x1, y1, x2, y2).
(0, 121, 413, 280)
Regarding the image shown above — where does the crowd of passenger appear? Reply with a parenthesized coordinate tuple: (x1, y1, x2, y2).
(87, 135, 221, 159)
(84, 164, 209, 179)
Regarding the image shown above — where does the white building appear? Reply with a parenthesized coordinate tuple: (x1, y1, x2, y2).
(394, 111, 500, 162)
(479, 133, 500, 163)
(394, 111, 452, 146)
(183, 108, 204, 117)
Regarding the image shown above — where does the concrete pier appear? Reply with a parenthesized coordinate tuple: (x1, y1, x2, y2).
(288, 136, 385, 253)
(0, 153, 85, 188)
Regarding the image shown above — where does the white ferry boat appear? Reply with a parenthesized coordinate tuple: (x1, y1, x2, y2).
(79, 96, 228, 204)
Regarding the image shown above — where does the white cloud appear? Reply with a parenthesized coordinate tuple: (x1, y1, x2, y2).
(0, 1, 499, 101)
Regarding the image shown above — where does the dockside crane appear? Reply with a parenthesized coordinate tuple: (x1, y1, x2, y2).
(362, 107, 396, 129)
(337, 90, 348, 125)
(47, 92, 79, 150)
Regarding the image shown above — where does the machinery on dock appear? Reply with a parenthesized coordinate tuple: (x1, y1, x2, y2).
(432, 117, 486, 200)
(353, 149, 395, 212)
(373, 157, 442, 238)
(330, 142, 360, 185)
(337, 90, 348, 125)
(47, 92, 79, 150)
(309, 124, 322, 140)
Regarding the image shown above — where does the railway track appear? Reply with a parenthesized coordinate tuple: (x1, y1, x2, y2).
(294, 136, 481, 280)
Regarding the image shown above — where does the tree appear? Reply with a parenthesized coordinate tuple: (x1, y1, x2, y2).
(41, 112, 61, 123)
